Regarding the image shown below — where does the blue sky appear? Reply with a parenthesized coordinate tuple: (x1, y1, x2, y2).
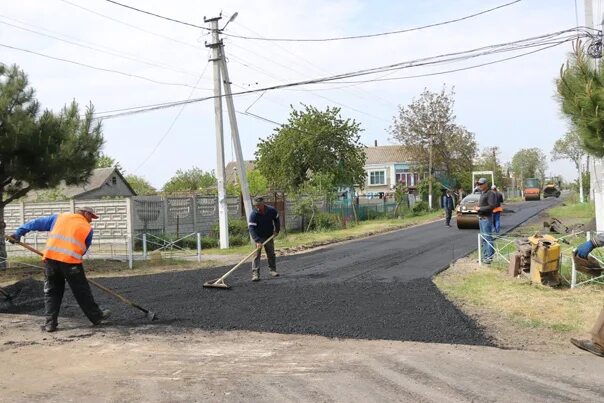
(0, 0, 594, 188)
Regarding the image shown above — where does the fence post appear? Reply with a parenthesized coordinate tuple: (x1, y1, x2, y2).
(127, 235, 133, 269)
(142, 233, 147, 260)
(478, 233, 482, 265)
(571, 253, 577, 288)
(34, 232, 38, 251)
(197, 232, 202, 262)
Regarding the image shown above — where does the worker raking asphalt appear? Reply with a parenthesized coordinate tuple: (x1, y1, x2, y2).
(0, 199, 556, 344)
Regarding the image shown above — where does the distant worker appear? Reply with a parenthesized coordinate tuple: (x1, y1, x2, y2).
(248, 196, 280, 282)
(476, 178, 498, 264)
(491, 185, 504, 233)
(570, 236, 604, 357)
(443, 189, 455, 227)
(8, 207, 111, 332)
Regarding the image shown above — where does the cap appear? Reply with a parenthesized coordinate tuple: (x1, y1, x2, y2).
(491, 185, 497, 190)
(477, 178, 487, 185)
(78, 206, 99, 219)
(253, 196, 264, 204)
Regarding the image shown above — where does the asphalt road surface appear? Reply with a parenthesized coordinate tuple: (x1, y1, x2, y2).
(1, 198, 559, 345)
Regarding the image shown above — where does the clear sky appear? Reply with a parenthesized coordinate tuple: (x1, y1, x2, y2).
(0, 0, 594, 188)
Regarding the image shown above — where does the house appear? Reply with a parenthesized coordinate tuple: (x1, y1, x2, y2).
(225, 160, 255, 185)
(23, 167, 137, 201)
(361, 144, 420, 196)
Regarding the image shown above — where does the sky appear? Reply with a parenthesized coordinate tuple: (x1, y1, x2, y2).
(0, 0, 597, 189)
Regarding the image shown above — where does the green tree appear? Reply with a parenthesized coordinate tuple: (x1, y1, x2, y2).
(551, 130, 586, 201)
(475, 146, 505, 188)
(225, 168, 269, 197)
(0, 64, 103, 268)
(96, 153, 124, 173)
(389, 85, 477, 200)
(162, 167, 216, 194)
(511, 148, 547, 183)
(125, 174, 156, 196)
(556, 42, 604, 156)
(255, 105, 366, 193)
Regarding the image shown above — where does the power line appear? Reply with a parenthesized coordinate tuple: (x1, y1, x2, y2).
(58, 0, 205, 51)
(0, 17, 205, 78)
(224, 0, 522, 42)
(0, 42, 213, 91)
(102, 0, 209, 30)
(94, 28, 589, 120)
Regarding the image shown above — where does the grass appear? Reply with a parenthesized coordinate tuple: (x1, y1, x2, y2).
(435, 192, 603, 335)
(200, 211, 443, 256)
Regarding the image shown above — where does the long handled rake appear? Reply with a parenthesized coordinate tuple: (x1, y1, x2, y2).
(203, 234, 276, 290)
(5, 236, 158, 321)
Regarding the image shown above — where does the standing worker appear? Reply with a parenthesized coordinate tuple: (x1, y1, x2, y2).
(248, 196, 280, 281)
(476, 178, 498, 264)
(491, 185, 504, 233)
(443, 189, 455, 227)
(8, 207, 111, 332)
(570, 236, 604, 357)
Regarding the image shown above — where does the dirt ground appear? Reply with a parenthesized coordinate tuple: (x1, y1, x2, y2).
(1, 314, 603, 403)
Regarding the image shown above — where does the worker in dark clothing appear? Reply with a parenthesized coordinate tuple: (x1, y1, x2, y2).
(476, 178, 498, 264)
(248, 196, 280, 281)
(9, 207, 111, 332)
(443, 189, 455, 227)
(570, 234, 604, 357)
(491, 185, 504, 233)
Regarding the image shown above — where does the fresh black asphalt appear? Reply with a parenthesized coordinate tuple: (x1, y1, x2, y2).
(1, 199, 558, 345)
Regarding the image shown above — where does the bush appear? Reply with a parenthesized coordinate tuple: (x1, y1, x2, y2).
(308, 212, 341, 231)
(412, 201, 429, 214)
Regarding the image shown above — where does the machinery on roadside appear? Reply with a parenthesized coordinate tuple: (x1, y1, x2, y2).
(511, 233, 561, 287)
(523, 178, 541, 201)
(542, 178, 561, 198)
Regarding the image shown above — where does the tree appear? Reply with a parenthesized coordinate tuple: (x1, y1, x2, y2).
(389, 86, 477, 205)
(475, 146, 505, 188)
(125, 174, 156, 196)
(511, 148, 547, 183)
(551, 130, 586, 202)
(556, 42, 604, 157)
(96, 153, 124, 173)
(162, 167, 216, 194)
(227, 168, 269, 197)
(0, 64, 103, 268)
(255, 104, 366, 193)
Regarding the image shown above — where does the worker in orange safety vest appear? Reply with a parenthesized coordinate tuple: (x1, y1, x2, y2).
(491, 185, 504, 233)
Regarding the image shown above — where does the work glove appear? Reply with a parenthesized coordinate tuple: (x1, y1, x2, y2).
(7, 234, 20, 244)
(576, 240, 595, 258)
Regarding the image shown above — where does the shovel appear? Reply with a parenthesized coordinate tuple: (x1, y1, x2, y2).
(204, 234, 276, 290)
(6, 236, 158, 321)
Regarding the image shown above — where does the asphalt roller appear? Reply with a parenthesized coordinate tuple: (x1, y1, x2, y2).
(456, 213, 479, 229)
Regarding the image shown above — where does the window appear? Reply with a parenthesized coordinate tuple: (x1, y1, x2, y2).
(369, 171, 385, 185)
(112, 176, 117, 185)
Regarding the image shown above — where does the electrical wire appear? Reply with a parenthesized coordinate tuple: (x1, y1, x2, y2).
(224, 0, 522, 42)
(102, 0, 209, 30)
(58, 0, 205, 51)
(131, 62, 211, 173)
(94, 28, 591, 120)
(0, 43, 213, 91)
(0, 17, 205, 78)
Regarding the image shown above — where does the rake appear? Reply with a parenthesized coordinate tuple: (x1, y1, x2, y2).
(203, 234, 275, 290)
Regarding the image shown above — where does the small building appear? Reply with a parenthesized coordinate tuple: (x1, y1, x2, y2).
(23, 167, 136, 201)
(361, 145, 420, 196)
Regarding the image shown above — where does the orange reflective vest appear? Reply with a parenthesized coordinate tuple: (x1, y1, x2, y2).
(493, 206, 503, 213)
(43, 213, 92, 264)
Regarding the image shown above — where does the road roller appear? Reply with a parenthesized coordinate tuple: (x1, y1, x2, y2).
(456, 192, 480, 229)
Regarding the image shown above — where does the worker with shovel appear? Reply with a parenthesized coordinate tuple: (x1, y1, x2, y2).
(248, 197, 280, 281)
(8, 207, 111, 332)
(570, 235, 604, 357)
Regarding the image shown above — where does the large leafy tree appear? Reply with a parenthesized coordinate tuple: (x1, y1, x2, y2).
(511, 148, 547, 182)
(125, 174, 156, 196)
(162, 167, 216, 194)
(255, 104, 366, 193)
(389, 86, 477, 196)
(551, 130, 586, 201)
(475, 146, 506, 188)
(557, 42, 604, 156)
(0, 64, 103, 268)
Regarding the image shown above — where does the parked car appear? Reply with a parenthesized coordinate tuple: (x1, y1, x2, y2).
(456, 191, 481, 229)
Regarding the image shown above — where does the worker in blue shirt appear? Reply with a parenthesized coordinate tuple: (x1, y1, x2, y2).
(248, 196, 280, 281)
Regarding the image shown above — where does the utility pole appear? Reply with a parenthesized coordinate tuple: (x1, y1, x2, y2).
(205, 16, 229, 249)
(428, 136, 433, 209)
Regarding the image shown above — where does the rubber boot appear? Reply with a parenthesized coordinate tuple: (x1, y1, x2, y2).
(252, 270, 260, 282)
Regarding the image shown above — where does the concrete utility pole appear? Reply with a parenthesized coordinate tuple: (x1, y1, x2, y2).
(205, 14, 254, 243)
(428, 136, 433, 209)
(205, 16, 229, 248)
